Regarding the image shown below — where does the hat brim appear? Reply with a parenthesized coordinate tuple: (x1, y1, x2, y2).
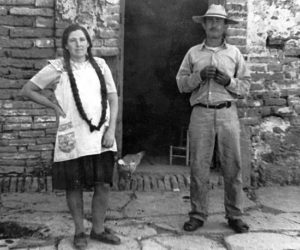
(192, 15, 238, 25)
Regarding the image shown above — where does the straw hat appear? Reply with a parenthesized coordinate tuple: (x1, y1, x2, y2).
(192, 4, 238, 25)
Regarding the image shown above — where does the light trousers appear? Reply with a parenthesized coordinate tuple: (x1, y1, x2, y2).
(188, 103, 244, 221)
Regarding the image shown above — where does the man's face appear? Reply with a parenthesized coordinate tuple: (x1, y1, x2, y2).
(202, 17, 226, 39)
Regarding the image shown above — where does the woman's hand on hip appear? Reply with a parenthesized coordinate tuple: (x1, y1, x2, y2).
(54, 105, 66, 125)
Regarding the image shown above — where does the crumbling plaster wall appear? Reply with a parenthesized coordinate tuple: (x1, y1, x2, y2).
(246, 0, 300, 185)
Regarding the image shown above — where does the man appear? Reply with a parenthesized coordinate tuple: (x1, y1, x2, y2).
(176, 4, 250, 233)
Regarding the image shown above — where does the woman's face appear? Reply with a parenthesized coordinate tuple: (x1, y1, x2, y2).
(65, 29, 89, 62)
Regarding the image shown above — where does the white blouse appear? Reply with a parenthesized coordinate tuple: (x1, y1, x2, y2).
(31, 57, 117, 162)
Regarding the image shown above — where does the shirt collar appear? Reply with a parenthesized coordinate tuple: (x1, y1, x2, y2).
(199, 39, 228, 50)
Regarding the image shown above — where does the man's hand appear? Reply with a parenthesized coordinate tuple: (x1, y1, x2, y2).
(200, 66, 217, 81)
(215, 69, 231, 86)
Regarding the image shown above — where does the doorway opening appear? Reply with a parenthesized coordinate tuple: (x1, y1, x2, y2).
(123, 0, 208, 161)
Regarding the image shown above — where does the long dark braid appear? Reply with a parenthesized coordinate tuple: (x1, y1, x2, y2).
(62, 24, 108, 132)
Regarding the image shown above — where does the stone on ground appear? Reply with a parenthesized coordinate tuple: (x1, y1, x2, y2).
(225, 232, 300, 250)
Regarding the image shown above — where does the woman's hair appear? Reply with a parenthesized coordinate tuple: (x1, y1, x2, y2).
(62, 24, 108, 132)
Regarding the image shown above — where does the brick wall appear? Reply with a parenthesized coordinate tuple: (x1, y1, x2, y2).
(0, 0, 122, 174)
(227, 0, 300, 186)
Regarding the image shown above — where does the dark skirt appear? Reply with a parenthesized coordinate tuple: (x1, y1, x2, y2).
(52, 151, 115, 190)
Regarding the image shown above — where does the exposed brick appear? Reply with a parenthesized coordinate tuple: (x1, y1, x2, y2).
(97, 28, 119, 39)
(0, 6, 7, 15)
(34, 38, 54, 48)
(45, 128, 57, 135)
(240, 117, 260, 125)
(250, 83, 264, 91)
(251, 73, 270, 81)
(0, 100, 32, 109)
(0, 159, 26, 166)
(0, 59, 36, 70)
(247, 99, 263, 107)
(10, 27, 53, 38)
(34, 59, 48, 69)
(11, 48, 55, 59)
(290, 117, 300, 126)
(105, 5, 120, 14)
(41, 150, 52, 159)
(0, 146, 17, 152)
(227, 28, 247, 37)
(267, 64, 283, 72)
(3, 123, 32, 131)
(246, 108, 260, 117)
(5, 116, 32, 123)
(92, 47, 119, 57)
(7, 138, 36, 146)
(1, 108, 49, 116)
(0, 26, 9, 36)
(93, 39, 104, 48)
(226, 37, 247, 46)
(10, 7, 54, 17)
(36, 17, 54, 28)
(104, 39, 118, 47)
(0, 68, 10, 77)
(32, 122, 57, 129)
(260, 106, 272, 117)
(262, 91, 281, 99)
(28, 144, 53, 151)
(5, 68, 37, 80)
(0, 38, 33, 48)
(284, 48, 300, 57)
(36, 137, 55, 144)
(0, 0, 34, 5)
(269, 72, 284, 81)
(236, 99, 247, 108)
(227, 3, 247, 11)
(33, 116, 56, 122)
(285, 88, 300, 96)
(0, 152, 40, 160)
(0, 89, 19, 99)
(0, 15, 34, 26)
(250, 65, 266, 72)
(19, 130, 45, 137)
(0, 132, 18, 140)
(264, 98, 287, 106)
(250, 56, 278, 64)
(35, 0, 54, 7)
(18, 146, 27, 152)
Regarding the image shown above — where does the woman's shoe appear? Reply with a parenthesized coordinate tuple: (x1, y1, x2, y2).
(73, 232, 88, 250)
(90, 228, 121, 245)
(183, 218, 204, 231)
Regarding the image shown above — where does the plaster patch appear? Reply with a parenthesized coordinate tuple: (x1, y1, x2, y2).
(248, 0, 300, 49)
(260, 116, 290, 132)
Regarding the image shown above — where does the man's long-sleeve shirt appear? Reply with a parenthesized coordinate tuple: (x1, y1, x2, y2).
(176, 41, 250, 106)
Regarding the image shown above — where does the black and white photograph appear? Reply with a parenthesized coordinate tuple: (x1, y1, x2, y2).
(0, 0, 300, 249)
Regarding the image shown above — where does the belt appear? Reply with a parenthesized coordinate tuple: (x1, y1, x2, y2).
(193, 101, 231, 109)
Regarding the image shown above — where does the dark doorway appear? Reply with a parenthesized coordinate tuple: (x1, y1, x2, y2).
(123, 0, 208, 156)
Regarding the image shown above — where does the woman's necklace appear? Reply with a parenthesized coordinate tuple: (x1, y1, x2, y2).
(67, 58, 108, 132)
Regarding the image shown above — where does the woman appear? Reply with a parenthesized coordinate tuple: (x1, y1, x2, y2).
(21, 24, 121, 249)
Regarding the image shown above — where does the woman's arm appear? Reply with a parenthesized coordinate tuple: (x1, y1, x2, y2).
(20, 81, 66, 119)
(102, 92, 118, 148)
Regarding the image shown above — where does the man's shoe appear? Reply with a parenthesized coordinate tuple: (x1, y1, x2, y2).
(73, 232, 88, 250)
(228, 218, 249, 233)
(183, 218, 204, 231)
(90, 228, 121, 245)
